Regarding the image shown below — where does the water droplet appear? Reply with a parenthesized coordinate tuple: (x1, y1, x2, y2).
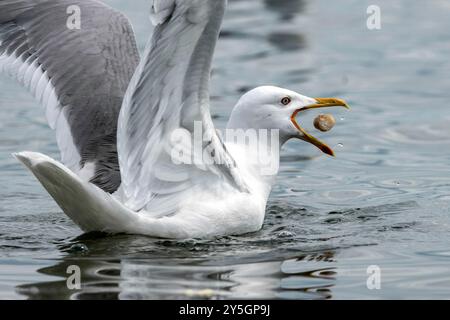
(277, 231, 296, 238)
(68, 243, 89, 253)
(340, 117, 345, 121)
(337, 143, 344, 148)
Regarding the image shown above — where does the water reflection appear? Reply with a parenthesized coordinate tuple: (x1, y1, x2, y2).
(264, 0, 306, 21)
(16, 244, 337, 300)
(267, 32, 306, 51)
(264, 0, 307, 51)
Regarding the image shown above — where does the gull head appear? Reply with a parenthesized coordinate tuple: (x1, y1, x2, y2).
(228, 86, 349, 157)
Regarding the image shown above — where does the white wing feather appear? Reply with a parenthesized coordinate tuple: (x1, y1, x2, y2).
(0, 0, 140, 193)
(118, 0, 247, 215)
(150, 0, 176, 25)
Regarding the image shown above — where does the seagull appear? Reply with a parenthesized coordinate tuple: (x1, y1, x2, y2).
(0, 0, 349, 239)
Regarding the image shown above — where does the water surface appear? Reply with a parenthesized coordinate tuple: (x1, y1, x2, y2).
(1, 0, 450, 299)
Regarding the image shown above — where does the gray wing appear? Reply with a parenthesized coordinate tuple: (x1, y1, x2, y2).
(117, 0, 248, 215)
(0, 0, 140, 193)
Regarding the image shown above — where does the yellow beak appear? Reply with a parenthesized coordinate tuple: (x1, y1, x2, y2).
(290, 98, 350, 157)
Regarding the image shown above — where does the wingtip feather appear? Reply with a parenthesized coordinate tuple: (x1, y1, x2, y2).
(12, 151, 52, 168)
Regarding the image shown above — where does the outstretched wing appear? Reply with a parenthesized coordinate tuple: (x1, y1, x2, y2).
(118, 0, 247, 214)
(0, 0, 140, 193)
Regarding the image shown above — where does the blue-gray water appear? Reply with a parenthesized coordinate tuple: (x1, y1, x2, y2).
(1, 0, 450, 299)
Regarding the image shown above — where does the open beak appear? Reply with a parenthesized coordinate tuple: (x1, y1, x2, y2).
(290, 98, 350, 157)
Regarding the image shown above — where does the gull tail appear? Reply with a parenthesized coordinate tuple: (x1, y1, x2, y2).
(13, 152, 189, 238)
(13, 152, 137, 234)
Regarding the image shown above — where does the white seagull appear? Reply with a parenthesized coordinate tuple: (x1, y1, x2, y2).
(0, 0, 349, 239)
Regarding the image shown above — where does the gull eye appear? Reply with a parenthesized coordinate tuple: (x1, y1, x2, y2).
(281, 97, 291, 106)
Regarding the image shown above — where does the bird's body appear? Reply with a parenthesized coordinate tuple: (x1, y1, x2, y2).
(1, 0, 348, 239)
(14, 146, 268, 239)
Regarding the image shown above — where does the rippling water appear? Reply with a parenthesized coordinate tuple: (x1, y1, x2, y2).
(1, 0, 450, 299)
